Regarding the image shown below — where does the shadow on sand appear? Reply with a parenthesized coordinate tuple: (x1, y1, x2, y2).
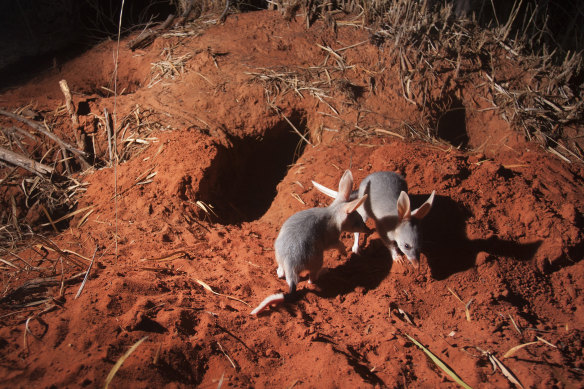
(272, 194, 541, 313)
(315, 194, 542, 294)
(417, 194, 542, 280)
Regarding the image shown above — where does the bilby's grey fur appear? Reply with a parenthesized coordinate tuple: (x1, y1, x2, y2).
(312, 171, 435, 267)
(251, 170, 370, 315)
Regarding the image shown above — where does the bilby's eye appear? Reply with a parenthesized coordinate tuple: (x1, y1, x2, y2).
(404, 243, 411, 250)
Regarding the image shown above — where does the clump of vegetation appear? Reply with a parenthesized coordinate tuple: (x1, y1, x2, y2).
(1, 0, 582, 246)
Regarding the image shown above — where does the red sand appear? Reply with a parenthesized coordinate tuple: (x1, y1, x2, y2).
(1, 10, 583, 388)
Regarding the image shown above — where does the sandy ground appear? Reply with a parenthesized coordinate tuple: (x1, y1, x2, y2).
(1, 10, 583, 388)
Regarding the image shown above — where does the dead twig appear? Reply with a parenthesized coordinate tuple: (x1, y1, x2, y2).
(0, 146, 55, 176)
(129, 14, 176, 50)
(74, 246, 98, 299)
(58, 79, 84, 151)
(0, 108, 90, 168)
(268, 103, 313, 147)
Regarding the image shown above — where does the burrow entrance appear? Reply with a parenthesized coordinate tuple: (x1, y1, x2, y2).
(196, 112, 307, 225)
(432, 94, 468, 148)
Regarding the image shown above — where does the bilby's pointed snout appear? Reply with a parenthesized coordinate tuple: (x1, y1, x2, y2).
(406, 251, 420, 268)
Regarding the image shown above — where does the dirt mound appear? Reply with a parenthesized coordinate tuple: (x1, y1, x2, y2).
(1, 9, 583, 388)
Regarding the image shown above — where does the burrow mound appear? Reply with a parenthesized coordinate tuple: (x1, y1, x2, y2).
(194, 112, 308, 225)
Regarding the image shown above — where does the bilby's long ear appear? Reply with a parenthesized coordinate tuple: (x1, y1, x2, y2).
(397, 191, 411, 221)
(312, 180, 338, 198)
(343, 194, 368, 214)
(411, 190, 435, 220)
(337, 170, 353, 201)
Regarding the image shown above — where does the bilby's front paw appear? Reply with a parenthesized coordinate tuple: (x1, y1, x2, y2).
(390, 247, 406, 265)
(277, 266, 285, 279)
(393, 255, 406, 265)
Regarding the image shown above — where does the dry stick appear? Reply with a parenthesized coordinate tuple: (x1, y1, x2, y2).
(2, 249, 33, 269)
(10, 195, 19, 232)
(216, 341, 237, 369)
(104, 336, 148, 389)
(23, 316, 33, 351)
(268, 104, 313, 146)
(336, 40, 369, 52)
(104, 108, 114, 165)
(58, 257, 65, 297)
(1, 127, 31, 157)
(74, 246, 98, 299)
(0, 257, 21, 270)
(128, 13, 175, 50)
(196, 279, 250, 307)
(488, 352, 524, 389)
(0, 108, 90, 169)
(219, 0, 231, 23)
(59, 79, 84, 150)
(34, 235, 87, 269)
(6, 125, 39, 142)
(140, 250, 188, 262)
(217, 372, 225, 389)
(38, 205, 95, 228)
(40, 205, 59, 233)
(0, 273, 86, 304)
(0, 146, 55, 175)
(113, 0, 125, 262)
(448, 287, 472, 321)
(503, 341, 539, 359)
(508, 314, 522, 335)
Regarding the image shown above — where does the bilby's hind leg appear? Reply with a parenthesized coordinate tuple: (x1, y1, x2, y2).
(286, 277, 297, 294)
(277, 265, 285, 279)
(276, 252, 285, 279)
(352, 212, 368, 254)
(352, 232, 360, 254)
(308, 271, 319, 284)
(307, 255, 324, 285)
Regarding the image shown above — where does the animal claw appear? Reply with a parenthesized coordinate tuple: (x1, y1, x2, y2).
(390, 246, 405, 264)
(393, 255, 406, 265)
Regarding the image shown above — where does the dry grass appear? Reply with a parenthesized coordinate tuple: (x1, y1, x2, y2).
(0, 101, 167, 254)
(260, 0, 583, 161)
(2, 0, 581, 255)
(405, 333, 473, 389)
(368, 0, 582, 160)
(0, 102, 168, 323)
(0, 233, 93, 324)
(148, 46, 193, 88)
(104, 336, 149, 389)
(0, 108, 92, 249)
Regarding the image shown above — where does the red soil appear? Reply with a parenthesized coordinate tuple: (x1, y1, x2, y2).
(1, 10, 583, 388)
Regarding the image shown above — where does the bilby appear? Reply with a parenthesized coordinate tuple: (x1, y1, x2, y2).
(251, 170, 370, 315)
(312, 171, 435, 268)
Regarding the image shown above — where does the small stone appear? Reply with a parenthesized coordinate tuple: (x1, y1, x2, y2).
(560, 203, 577, 224)
(476, 252, 491, 266)
(354, 286, 366, 295)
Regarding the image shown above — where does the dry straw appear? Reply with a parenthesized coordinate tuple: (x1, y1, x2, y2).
(251, 0, 583, 160)
(104, 336, 148, 389)
(196, 278, 250, 307)
(405, 333, 473, 389)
